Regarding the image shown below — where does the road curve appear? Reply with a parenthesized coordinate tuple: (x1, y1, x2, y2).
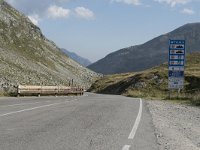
(0, 93, 158, 150)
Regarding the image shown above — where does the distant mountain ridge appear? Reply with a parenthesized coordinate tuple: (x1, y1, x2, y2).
(61, 48, 92, 67)
(88, 23, 200, 74)
(0, 1, 99, 94)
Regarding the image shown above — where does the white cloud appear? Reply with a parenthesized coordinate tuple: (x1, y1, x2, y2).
(6, 0, 73, 12)
(28, 14, 41, 25)
(154, 0, 191, 7)
(47, 5, 71, 19)
(6, 0, 52, 15)
(111, 0, 141, 5)
(75, 7, 95, 20)
(181, 8, 195, 15)
(6, 0, 95, 21)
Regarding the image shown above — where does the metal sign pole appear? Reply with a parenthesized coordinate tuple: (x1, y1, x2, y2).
(168, 90, 171, 100)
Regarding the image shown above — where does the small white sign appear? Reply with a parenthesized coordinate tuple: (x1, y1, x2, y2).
(169, 55, 184, 60)
(169, 60, 184, 66)
(170, 50, 185, 55)
(169, 66, 184, 71)
(168, 77, 184, 89)
(170, 44, 185, 49)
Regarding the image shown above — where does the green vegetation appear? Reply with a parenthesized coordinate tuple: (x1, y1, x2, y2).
(89, 53, 200, 106)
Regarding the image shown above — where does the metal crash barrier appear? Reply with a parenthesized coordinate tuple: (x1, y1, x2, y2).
(17, 85, 84, 96)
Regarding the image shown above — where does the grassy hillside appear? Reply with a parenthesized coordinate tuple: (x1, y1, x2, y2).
(89, 53, 200, 105)
(0, 1, 100, 95)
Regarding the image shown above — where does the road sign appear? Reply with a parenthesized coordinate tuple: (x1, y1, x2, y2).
(168, 77, 184, 89)
(168, 71, 184, 78)
(169, 66, 184, 71)
(168, 40, 185, 89)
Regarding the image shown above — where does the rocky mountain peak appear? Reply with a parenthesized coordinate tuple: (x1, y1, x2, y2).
(0, 0, 100, 95)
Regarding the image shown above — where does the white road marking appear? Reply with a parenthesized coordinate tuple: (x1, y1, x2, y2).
(0, 101, 68, 117)
(0, 101, 51, 107)
(122, 99, 143, 149)
(122, 145, 131, 150)
(128, 98, 143, 139)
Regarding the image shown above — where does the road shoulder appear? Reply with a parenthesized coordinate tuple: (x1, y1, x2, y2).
(147, 100, 200, 150)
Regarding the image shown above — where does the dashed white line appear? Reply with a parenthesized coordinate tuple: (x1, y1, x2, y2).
(128, 98, 143, 139)
(0, 101, 51, 107)
(122, 145, 131, 150)
(0, 101, 68, 117)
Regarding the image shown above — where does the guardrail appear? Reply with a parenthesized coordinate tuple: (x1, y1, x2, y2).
(17, 85, 84, 97)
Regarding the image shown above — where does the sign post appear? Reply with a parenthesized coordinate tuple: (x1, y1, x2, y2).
(168, 40, 185, 92)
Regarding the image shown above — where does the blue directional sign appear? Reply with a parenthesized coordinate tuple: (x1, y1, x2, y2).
(168, 71, 184, 78)
(168, 40, 185, 89)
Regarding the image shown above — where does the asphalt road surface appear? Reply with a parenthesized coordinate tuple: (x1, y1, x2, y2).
(0, 93, 158, 150)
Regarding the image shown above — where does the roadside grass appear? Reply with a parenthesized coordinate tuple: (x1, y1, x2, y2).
(187, 92, 200, 106)
(0, 91, 10, 97)
(163, 92, 200, 106)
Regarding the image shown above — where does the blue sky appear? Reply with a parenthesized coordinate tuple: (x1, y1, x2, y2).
(5, 0, 200, 62)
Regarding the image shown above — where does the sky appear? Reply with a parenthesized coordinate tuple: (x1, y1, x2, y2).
(5, 0, 200, 62)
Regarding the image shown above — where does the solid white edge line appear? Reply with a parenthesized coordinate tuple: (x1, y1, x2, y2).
(122, 145, 131, 150)
(128, 98, 143, 139)
(0, 101, 68, 117)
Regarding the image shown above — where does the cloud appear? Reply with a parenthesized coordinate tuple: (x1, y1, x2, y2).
(111, 0, 141, 5)
(28, 14, 41, 25)
(154, 0, 191, 7)
(5, 0, 95, 21)
(75, 7, 95, 20)
(181, 8, 195, 15)
(47, 5, 71, 19)
(6, 0, 52, 15)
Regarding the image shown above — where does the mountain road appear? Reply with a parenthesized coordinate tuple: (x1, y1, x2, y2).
(0, 93, 158, 150)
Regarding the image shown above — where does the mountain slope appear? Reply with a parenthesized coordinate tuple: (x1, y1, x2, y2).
(88, 23, 200, 74)
(0, 1, 99, 94)
(61, 48, 92, 67)
(89, 52, 200, 105)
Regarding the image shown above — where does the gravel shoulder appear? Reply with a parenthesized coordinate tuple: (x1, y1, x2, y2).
(147, 100, 200, 150)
